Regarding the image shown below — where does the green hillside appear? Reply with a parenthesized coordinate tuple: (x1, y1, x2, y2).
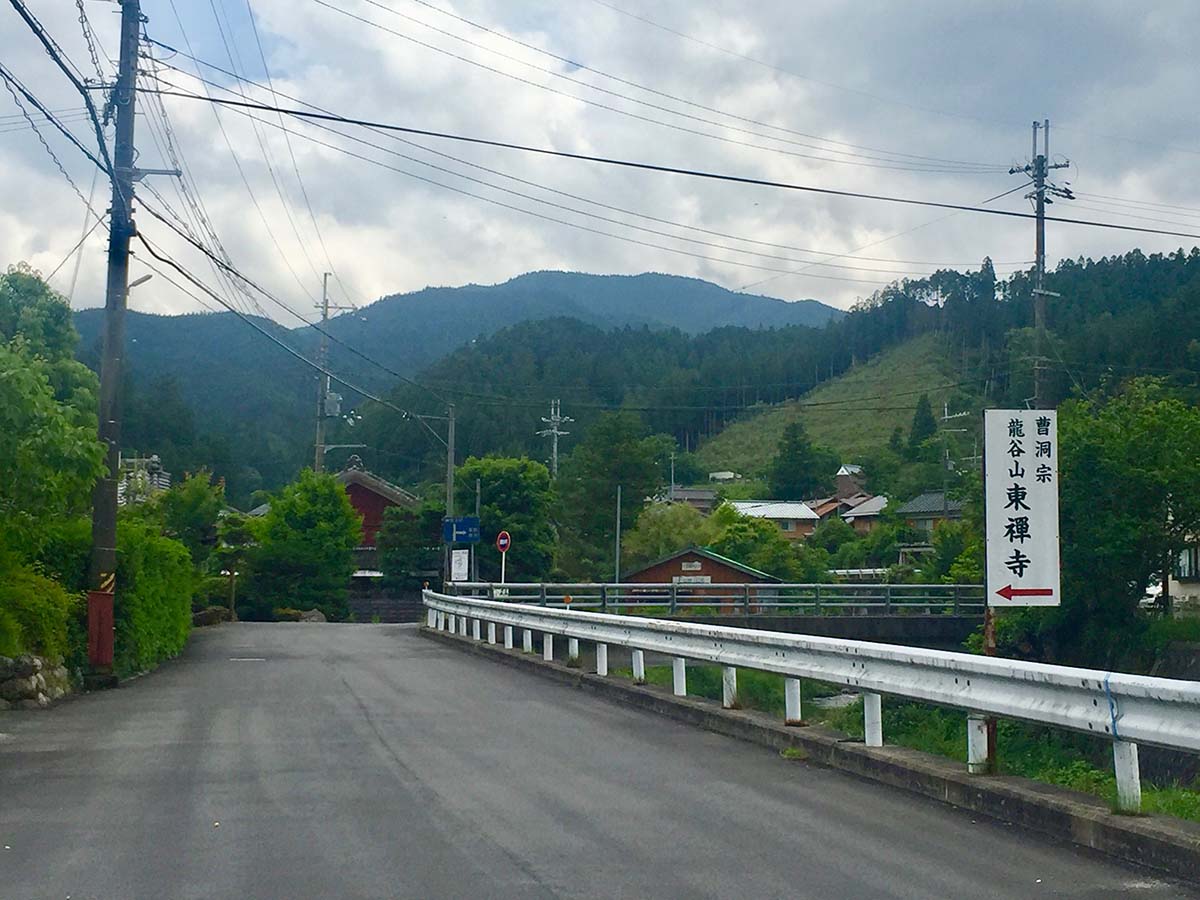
(693, 334, 965, 476)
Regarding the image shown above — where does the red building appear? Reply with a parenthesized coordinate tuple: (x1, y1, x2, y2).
(623, 546, 780, 613)
(335, 458, 419, 548)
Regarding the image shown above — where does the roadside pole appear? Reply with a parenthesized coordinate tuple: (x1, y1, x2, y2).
(86, 0, 141, 685)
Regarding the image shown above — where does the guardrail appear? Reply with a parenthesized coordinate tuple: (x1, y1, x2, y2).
(444, 581, 986, 615)
(423, 590, 1200, 813)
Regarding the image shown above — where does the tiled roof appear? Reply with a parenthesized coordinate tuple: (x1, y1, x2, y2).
(729, 500, 820, 521)
(843, 495, 889, 519)
(894, 491, 964, 516)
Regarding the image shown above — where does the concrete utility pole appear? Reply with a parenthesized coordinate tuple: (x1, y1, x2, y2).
(1010, 120, 1071, 409)
(614, 485, 622, 583)
(536, 399, 572, 477)
(314, 272, 331, 471)
(472, 477, 480, 582)
(87, 0, 142, 681)
(444, 402, 456, 583)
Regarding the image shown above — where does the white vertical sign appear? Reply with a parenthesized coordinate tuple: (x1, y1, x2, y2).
(984, 410, 1061, 607)
(450, 548, 470, 583)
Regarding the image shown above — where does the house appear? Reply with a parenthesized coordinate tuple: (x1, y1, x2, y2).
(334, 456, 419, 549)
(835, 464, 865, 500)
(623, 546, 780, 613)
(623, 546, 780, 586)
(116, 453, 171, 505)
(668, 486, 719, 515)
(729, 500, 820, 539)
(1170, 542, 1200, 614)
(894, 491, 964, 535)
(842, 494, 889, 534)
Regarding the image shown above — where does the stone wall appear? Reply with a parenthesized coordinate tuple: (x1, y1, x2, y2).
(0, 655, 71, 710)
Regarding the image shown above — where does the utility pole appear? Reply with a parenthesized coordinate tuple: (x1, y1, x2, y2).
(87, 0, 142, 683)
(939, 403, 970, 519)
(614, 485, 622, 583)
(472, 477, 480, 582)
(669, 451, 676, 501)
(536, 399, 572, 477)
(444, 402, 455, 583)
(314, 272, 331, 471)
(1010, 120, 1071, 409)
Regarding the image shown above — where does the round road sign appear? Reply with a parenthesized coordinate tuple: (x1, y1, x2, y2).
(496, 530, 512, 553)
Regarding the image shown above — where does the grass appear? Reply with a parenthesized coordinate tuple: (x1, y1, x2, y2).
(610, 663, 1200, 823)
(693, 333, 959, 475)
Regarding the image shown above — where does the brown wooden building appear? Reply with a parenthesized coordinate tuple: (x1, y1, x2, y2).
(623, 546, 780, 612)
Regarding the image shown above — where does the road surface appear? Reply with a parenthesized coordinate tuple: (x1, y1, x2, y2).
(0, 623, 1194, 899)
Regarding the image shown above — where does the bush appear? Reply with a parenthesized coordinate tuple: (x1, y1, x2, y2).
(0, 561, 79, 662)
(113, 519, 195, 676)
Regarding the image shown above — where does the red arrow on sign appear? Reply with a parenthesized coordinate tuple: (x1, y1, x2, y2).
(995, 584, 1054, 601)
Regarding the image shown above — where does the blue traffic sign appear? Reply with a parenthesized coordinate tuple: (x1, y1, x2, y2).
(442, 516, 481, 544)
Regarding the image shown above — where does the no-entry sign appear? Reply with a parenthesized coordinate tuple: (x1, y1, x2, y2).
(984, 409, 1061, 607)
(496, 530, 511, 553)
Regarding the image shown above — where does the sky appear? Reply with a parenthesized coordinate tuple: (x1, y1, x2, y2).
(1, 0, 1198, 322)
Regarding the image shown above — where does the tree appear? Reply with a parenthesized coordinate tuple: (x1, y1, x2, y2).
(157, 471, 224, 566)
(621, 502, 719, 572)
(1046, 379, 1200, 665)
(556, 412, 668, 577)
(0, 341, 104, 560)
(907, 394, 938, 458)
(377, 502, 444, 591)
(241, 470, 362, 620)
(455, 456, 554, 581)
(767, 421, 835, 499)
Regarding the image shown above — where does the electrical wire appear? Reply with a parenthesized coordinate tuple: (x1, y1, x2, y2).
(312, 0, 1003, 176)
(134, 231, 447, 446)
(394, 0, 1011, 172)
(140, 86, 1200, 242)
(0, 61, 109, 173)
(147, 48, 1032, 270)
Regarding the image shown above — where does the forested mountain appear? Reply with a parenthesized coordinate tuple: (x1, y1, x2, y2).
(72, 271, 840, 500)
(351, 250, 1200, 488)
(72, 251, 1200, 505)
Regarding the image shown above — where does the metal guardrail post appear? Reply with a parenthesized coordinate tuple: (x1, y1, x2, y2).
(503, 625, 513, 649)
(487, 583, 494, 600)
(487, 622, 496, 644)
(670, 582, 678, 614)
(596, 643, 608, 676)
(1113, 740, 1142, 812)
(540, 585, 548, 606)
(967, 714, 989, 774)
(884, 585, 893, 615)
(953, 585, 961, 615)
(785, 678, 803, 725)
(600, 584, 608, 614)
(543, 633, 554, 661)
(743, 584, 751, 616)
(672, 658, 687, 696)
(722, 666, 738, 708)
(632, 649, 646, 684)
(813, 584, 821, 615)
(864, 693, 883, 747)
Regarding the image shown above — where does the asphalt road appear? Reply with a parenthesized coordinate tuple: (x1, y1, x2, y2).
(0, 624, 1195, 899)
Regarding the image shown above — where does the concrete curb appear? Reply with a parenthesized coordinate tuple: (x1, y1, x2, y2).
(421, 626, 1200, 883)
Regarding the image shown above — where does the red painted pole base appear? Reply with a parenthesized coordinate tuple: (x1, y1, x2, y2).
(87, 590, 115, 669)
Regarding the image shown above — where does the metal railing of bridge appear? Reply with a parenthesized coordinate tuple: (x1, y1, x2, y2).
(423, 590, 1200, 814)
(444, 582, 986, 616)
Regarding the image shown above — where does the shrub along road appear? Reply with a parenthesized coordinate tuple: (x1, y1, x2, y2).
(0, 624, 1195, 899)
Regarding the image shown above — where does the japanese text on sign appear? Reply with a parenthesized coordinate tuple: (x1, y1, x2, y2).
(984, 410, 1061, 607)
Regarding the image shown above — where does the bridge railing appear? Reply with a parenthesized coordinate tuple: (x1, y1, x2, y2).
(444, 581, 986, 616)
(423, 590, 1200, 814)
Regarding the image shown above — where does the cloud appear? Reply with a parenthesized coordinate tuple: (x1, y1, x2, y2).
(1, 0, 1197, 318)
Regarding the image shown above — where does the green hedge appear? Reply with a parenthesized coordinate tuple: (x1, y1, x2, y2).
(0, 561, 78, 661)
(37, 516, 195, 677)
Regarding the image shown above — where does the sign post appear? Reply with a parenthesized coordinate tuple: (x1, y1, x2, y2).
(984, 410, 1061, 608)
(496, 530, 512, 583)
(450, 548, 470, 583)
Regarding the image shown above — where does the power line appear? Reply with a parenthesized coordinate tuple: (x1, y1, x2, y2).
(0, 61, 109, 173)
(134, 232, 446, 446)
(140, 86, 1200, 242)
(394, 0, 1011, 172)
(7, 0, 113, 175)
(334, 0, 1006, 175)
(147, 47, 1033, 271)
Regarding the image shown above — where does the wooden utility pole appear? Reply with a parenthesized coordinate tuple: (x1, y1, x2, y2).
(87, 0, 141, 681)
